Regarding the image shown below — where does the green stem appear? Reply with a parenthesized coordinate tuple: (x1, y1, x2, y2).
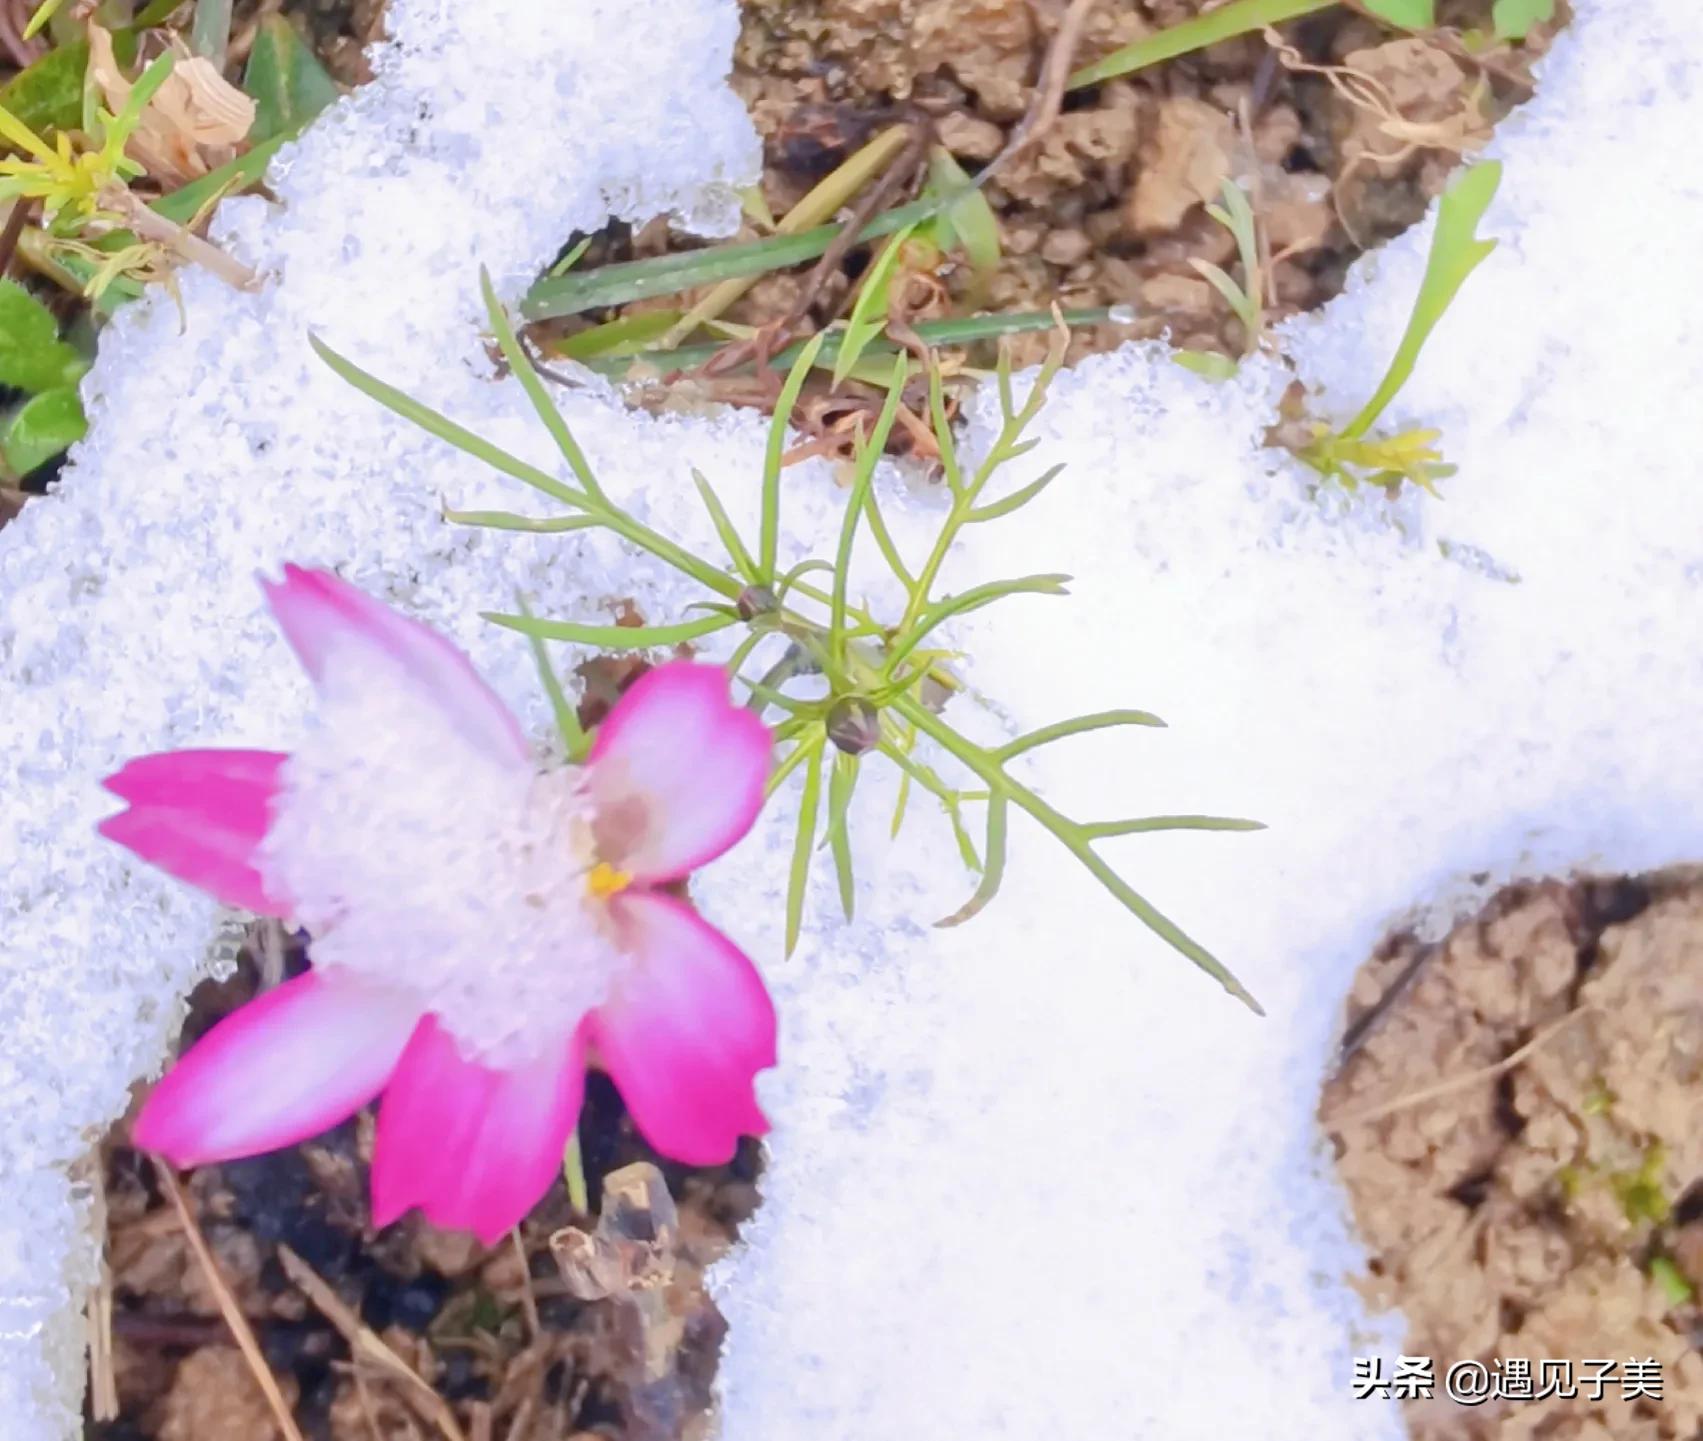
(1068, 0, 1334, 89)
(563, 1127, 589, 1215)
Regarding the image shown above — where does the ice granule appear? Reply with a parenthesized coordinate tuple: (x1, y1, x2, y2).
(1, 0, 1701, 1438)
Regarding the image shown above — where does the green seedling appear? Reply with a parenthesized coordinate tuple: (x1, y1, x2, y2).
(315, 273, 1267, 1014)
(1492, 0, 1555, 41)
(1300, 160, 1501, 493)
(1176, 179, 1267, 377)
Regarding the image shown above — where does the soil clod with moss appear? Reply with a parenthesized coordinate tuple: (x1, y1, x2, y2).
(1325, 869, 1703, 1441)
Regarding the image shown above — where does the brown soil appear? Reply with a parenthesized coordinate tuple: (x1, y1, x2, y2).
(557, 0, 1566, 372)
(89, 925, 760, 1441)
(1324, 870, 1703, 1441)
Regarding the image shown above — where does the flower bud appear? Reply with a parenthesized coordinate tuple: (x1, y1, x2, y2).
(827, 696, 880, 755)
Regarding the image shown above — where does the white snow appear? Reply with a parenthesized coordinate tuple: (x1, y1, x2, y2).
(2, 0, 1701, 1438)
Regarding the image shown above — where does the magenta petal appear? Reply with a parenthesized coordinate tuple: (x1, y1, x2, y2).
(370, 1016, 586, 1246)
(587, 662, 772, 883)
(99, 749, 290, 913)
(133, 970, 419, 1168)
(588, 890, 775, 1166)
(260, 564, 529, 762)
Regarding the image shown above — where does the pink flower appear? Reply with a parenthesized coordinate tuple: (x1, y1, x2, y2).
(101, 564, 776, 1244)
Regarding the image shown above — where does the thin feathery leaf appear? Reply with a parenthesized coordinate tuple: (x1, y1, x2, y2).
(764, 733, 818, 802)
(786, 733, 827, 956)
(774, 557, 836, 600)
(443, 507, 595, 533)
(691, 467, 759, 583)
(483, 611, 735, 649)
(311, 333, 584, 507)
(761, 332, 827, 581)
(861, 480, 916, 592)
(829, 356, 907, 668)
(926, 361, 964, 496)
(998, 708, 1166, 760)
(827, 751, 860, 920)
(480, 268, 604, 499)
(965, 463, 1063, 524)
(513, 593, 588, 760)
(1082, 814, 1268, 839)
(936, 793, 1008, 927)
(886, 574, 1070, 675)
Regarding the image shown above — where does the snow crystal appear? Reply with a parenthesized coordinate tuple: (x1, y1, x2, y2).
(2, 0, 1701, 1438)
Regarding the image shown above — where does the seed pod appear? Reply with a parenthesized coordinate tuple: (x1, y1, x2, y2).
(827, 696, 880, 755)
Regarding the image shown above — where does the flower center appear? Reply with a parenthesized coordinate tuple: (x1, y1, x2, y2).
(259, 645, 627, 1069)
(587, 861, 632, 899)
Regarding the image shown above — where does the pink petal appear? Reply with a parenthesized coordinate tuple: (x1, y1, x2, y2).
(370, 1016, 586, 1245)
(133, 970, 419, 1168)
(260, 564, 529, 762)
(587, 662, 771, 883)
(588, 890, 775, 1166)
(99, 749, 289, 913)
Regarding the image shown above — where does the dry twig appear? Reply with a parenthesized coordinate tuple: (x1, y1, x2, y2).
(510, 1229, 540, 1342)
(156, 1162, 307, 1441)
(84, 1153, 119, 1423)
(974, 0, 1101, 192)
(1325, 1006, 1591, 1130)
(277, 1242, 468, 1441)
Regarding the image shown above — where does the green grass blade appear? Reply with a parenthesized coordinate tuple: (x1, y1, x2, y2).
(1363, 0, 1434, 27)
(925, 147, 1002, 287)
(1188, 258, 1257, 334)
(578, 309, 1114, 379)
(1069, 0, 1333, 88)
(927, 360, 965, 497)
(483, 610, 735, 648)
(21, 0, 68, 41)
(550, 309, 684, 361)
(833, 222, 917, 387)
(521, 196, 947, 321)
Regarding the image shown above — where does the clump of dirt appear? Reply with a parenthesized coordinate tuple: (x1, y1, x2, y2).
(573, 0, 1567, 369)
(1324, 870, 1703, 1440)
(92, 934, 758, 1441)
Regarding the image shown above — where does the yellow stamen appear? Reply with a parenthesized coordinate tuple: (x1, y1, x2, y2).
(587, 861, 632, 900)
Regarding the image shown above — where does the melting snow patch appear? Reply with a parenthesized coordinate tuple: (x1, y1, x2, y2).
(1, 0, 1700, 1438)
